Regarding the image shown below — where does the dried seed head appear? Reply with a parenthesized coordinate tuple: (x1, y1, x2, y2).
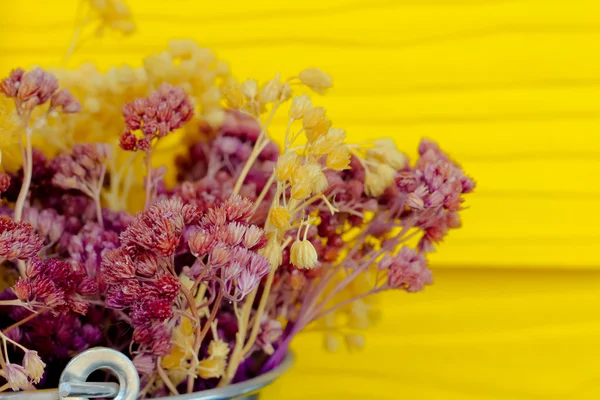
(23, 350, 45, 384)
(367, 138, 408, 170)
(298, 68, 333, 94)
(289, 94, 312, 120)
(275, 152, 298, 182)
(241, 79, 258, 100)
(326, 145, 351, 171)
(311, 127, 346, 156)
(290, 239, 318, 269)
(260, 77, 282, 103)
(5, 363, 29, 391)
(268, 206, 292, 231)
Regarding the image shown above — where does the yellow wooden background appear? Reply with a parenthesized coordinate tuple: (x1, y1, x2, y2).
(2, 0, 600, 398)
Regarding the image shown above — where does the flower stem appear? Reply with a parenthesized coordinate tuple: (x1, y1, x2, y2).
(3, 311, 40, 334)
(144, 150, 153, 210)
(232, 101, 280, 196)
(187, 289, 224, 393)
(14, 126, 33, 223)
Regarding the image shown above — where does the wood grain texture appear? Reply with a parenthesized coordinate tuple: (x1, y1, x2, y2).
(1, 0, 599, 398)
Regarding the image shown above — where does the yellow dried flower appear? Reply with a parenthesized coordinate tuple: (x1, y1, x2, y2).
(197, 356, 226, 379)
(298, 68, 333, 94)
(302, 106, 332, 143)
(311, 127, 346, 156)
(268, 206, 292, 230)
(241, 79, 258, 101)
(305, 164, 328, 194)
(364, 163, 396, 196)
(324, 333, 341, 352)
(289, 95, 311, 120)
(222, 79, 244, 109)
(260, 237, 283, 268)
(290, 239, 318, 269)
(208, 339, 230, 358)
(291, 179, 312, 200)
(279, 83, 293, 102)
(161, 346, 187, 370)
(326, 145, 351, 171)
(260, 78, 282, 103)
(366, 138, 408, 170)
(275, 152, 298, 182)
(344, 334, 365, 351)
(23, 351, 45, 384)
(302, 106, 327, 130)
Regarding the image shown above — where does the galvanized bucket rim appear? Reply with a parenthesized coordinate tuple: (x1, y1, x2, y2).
(154, 351, 295, 400)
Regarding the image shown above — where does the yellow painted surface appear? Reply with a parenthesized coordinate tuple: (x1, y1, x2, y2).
(1, 0, 600, 398)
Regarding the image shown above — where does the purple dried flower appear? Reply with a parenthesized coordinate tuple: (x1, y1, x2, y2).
(0, 216, 43, 261)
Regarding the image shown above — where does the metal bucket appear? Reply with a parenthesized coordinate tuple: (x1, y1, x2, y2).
(1, 347, 294, 400)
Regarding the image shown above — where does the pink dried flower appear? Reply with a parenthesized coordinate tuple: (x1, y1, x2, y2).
(0, 172, 10, 193)
(16, 258, 94, 315)
(387, 247, 432, 292)
(101, 248, 136, 285)
(0, 216, 44, 261)
(50, 89, 81, 113)
(0, 68, 24, 98)
(51, 143, 109, 196)
(120, 83, 193, 152)
(120, 199, 198, 257)
(188, 228, 214, 257)
(5, 363, 29, 391)
(133, 353, 156, 376)
(152, 274, 180, 302)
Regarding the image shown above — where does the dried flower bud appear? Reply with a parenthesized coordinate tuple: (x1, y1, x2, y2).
(311, 128, 346, 156)
(275, 152, 298, 182)
(289, 94, 312, 120)
(208, 339, 230, 358)
(268, 206, 292, 231)
(367, 138, 407, 170)
(326, 145, 351, 171)
(291, 179, 312, 200)
(50, 89, 81, 113)
(298, 68, 333, 94)
(0, 172, 10, 193)
(242, 79, 258, 100)
(364, 163, 396, 197)
(290, 239, 318, 269)
(260, 78, 282, 103)
(0, 68, 24, 98)
(188, 229, 214, 257)
(260, 238, 282, 268)
(222, 79, 244, 109)
(306, 164, 328, 194)
(302, 106, 327, 130)
(23, 350, 45, 384)
(5, 363, 29, 391)
(344, 334, 365, 351)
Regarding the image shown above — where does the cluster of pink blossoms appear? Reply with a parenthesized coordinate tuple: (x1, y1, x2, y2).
(187, 195, 270, 299)
(13, 258, 98, 315)
(120, 83, 194, 151)
(0, 217, 43, 261)
(0, 68, 80, 113)
(102, 199, 198, 356)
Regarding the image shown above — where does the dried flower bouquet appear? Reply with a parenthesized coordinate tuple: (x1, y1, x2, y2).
(0, 22, 474, 398)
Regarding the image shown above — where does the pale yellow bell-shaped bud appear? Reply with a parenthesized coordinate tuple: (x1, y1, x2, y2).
(289, 95, 312, 120)
(242, 79, 258, 100)
(311, 127, 346, 156)
(326, 145, 351, 171)
(275, 152, 298, 182)
(298, 68, 333, 94)
(290, 239, 318, 269)
(268, 206, 292, 230)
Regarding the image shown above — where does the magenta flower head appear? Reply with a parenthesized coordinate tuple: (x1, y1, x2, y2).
(0, 216, 44, 261)
(15, 258, 96, 315)
(120, 83, 194, 152)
